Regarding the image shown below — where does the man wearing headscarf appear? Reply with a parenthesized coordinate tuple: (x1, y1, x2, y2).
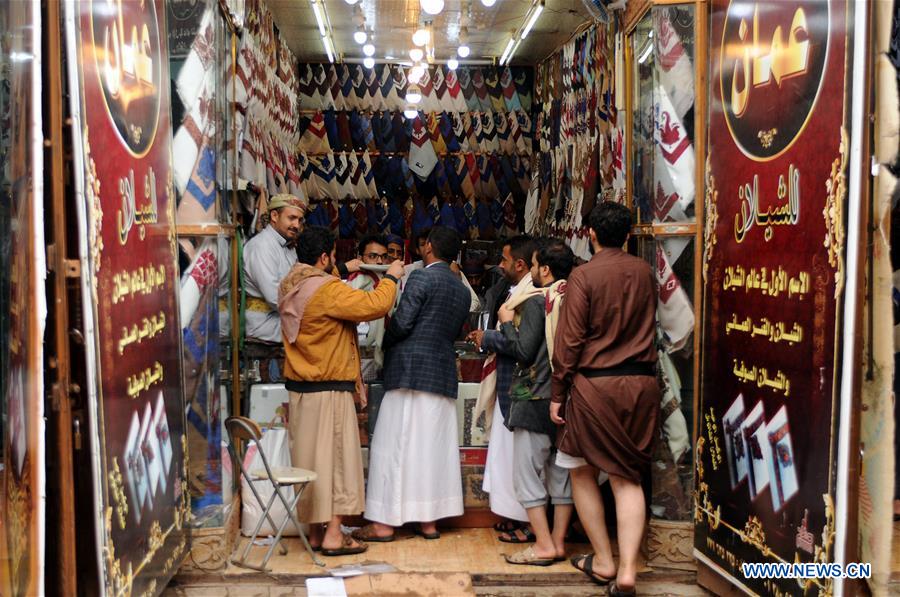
(242, 194, 306, 343)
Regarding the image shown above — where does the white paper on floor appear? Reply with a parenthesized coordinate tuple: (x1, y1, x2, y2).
(306, 577, 347, 597)
(328, 562, 397, 577)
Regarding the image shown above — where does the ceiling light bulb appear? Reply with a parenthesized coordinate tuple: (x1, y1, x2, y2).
(481, 0, 497, 6)
(447, 57, 459, 70)
(363, 57, 375, 69)
(345, 0, 358, 4)
(409, 64, 425, 84)
(404, 106, 419, 119)
(421, 0, 444, 15)
(410, 48, 424, 62)
(363, 43, 375, 56)
(457, 45, 470, 58)
(354, 28, 367, 44)
(413, 28, 430, 47)
(406, 85, 423, 104)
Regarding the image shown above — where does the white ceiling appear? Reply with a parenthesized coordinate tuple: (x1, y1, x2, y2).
(266, 0, 594, 65)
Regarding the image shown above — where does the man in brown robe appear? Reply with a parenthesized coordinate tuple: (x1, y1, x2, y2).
(550, 202, 660, 595)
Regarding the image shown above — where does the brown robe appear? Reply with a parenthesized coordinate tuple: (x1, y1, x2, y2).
(551, 248, 660, 482)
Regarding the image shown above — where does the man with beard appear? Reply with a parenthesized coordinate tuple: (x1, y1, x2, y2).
(347, 234, 391, 381)
(278, 226, 404, 556)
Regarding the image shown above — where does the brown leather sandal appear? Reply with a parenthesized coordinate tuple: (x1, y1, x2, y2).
(320, 533, 368, 556)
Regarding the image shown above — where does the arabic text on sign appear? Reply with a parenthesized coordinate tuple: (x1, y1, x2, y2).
(734, 165, 801, 243)
(117, 310, 167, 354)
(724, 313, 803, 346)
(118, 168, 159, 245)
(732, 359, 791, 398)
(722, 264, 810, 299)
(112, 263, 167, 304)
(125, 361, 164, 399)
(102, 0, 156, 104)
(731, 6, 811, 117)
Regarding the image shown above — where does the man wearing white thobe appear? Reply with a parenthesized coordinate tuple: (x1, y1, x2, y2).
(353, 227, 472, 541)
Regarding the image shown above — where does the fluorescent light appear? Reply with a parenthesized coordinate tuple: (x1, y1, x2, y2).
(410, 48, 424, 62)
(322, 35, 334, 63)
(363, 43, 375, 56)
(421, 0, 445, 15)
(506, 37, 522, 65)
(311, 0, 327, 37)
(457, 45, 470, 58)
(413, 28, 430, 47)
(354, 28, 367, 44)
(499, 36, 515, 65)
(363, 57, 375, 69)
(637, 42, 652, 64)
(447, 57, 459, 70)
(521, 1, 544, 39)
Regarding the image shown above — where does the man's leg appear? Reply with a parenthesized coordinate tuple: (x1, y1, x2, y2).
(570, 464, 616, 578)
(514, 430, 555, 558)
(551, 503, 574, 558)
(547, 451, 574, 559)
(608, 474, 645, 590)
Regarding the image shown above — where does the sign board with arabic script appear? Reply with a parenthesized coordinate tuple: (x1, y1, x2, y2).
(65, 0, 189, 594)
(695, 1, 854, 595)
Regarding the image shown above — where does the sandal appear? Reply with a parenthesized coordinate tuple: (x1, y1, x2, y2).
(609, 581, 637, 596)
(503, 546, 556, 567)
(498, 527, 536, 544)
(320, 534, 368, 556)
(414, 527, 441, 540)
(493, 520, 523, 533)
(351, 524, 395, 543)
(570, 553, 614, 586)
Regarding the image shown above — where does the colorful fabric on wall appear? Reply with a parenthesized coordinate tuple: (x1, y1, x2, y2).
(500, 67, 522, 112)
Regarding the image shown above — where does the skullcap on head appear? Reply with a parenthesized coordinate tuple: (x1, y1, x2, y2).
(268, 193, 307, 213)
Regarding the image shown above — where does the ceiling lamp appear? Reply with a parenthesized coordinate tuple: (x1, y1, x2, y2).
(421, 0, 444, 15)
(458, 27, 470, 57)
(363, 57, 375, 69)
(447, 57, 459, 70)
(413, 28, 430, 47)
(499, 33, 515, 65)
(403, 105, 419, 119)
(363, 43, 375, 56)
(354, 26, 367, 44)
(410, 48, 424, 62)
(521, 0, 545, 39)
(345, 0, 359, 4)
(481, 0, 497, 6)
(408, 63, 426, 84)
(406, 85, 423, 104)
(458, 45, 471, 58)
(311, 0, 327, 37)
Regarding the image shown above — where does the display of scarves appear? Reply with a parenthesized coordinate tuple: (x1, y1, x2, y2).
(495, 112, 514, 155)
(408, 116, 439, 179)
(432, 65, 450, 112)
(471, 68, 493, 112)
(450, 112, 470, 152)
(365, 66, 384, 111)
(484, 69, 506, 112)
(500, 66, 522, 111)
(654, 7, 694, 120)
(458, 67, 481, 112)
(298, 111, 330, 154)
(655, 242, 694, 351)
(444, 67, 469, 112)
(652, 84, 695, 222)
(327, 64, 345, 111)
(428, 113, 448, 155)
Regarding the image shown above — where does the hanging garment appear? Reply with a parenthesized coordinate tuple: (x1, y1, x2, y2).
(513, 68, 532, 113)
(501, 193, 518, 236)
(178, 143, 217, 224)
(450, 112, 470, 152)
(367, 197, 387, 233)
(427, 113, 448, 155)
(361, 112, 377, 151)
(484, 68, 506, 112)
(655, 7, 694, 119)
(472, 112, 486, 152)
(655, 242, 695, 351)
(316, 62, 333, 109)
(440, 112, 461, 153)
(471, 67, 493, 112)
(476, 197, 495, 239)
(409, 116, 439, 179)
(452, 196, 469, 236)
(316, 153, 342, 200)
(652, 84, 695, 222)
(327, 64, 345, 111)
(173, 79, 214, 194)
(465, 153, 480, 199)
(491, 155, 510, 199)
(458, 67, 481, 112)
(352, 65, 370, 111)
(385, 156, 408, 199)
(414, 165, 438, 199)
(387, 197, 405, 235)
(306, 201, 331, 228)
(433, 157, 453, 198)
(465, 194, 479, 239)
(298, 111, 330, 154)
(417, 66, 440, 113)
(454, 155, 475, 201)
(494, 112, 514, 155)
(378, 64, 400, 111)
(400, 157, 417, 194)
(353, 199, 369, 237)
(444, 67, 469, 112)
(439, 198, 456, 230)
(500, 66, 522, 112)
(348, 152, 367, 199)
(392, 65, 409, 104)
(444, 156, 462, 197)
(523, 168, 540, 234)
(480, 154, 499, 199)
(349, 111, 367, 151)
(361, 151, 379, 198)
(480, 112, 499, 153)
(376, 111, 396, 152)
(392, 111, 410, 152)
(432, 65, 450, 112)
(371, 111, 385, 151)
(366, 66, 384, 111)
(464, 112, 480, 151)
(340, 64, 359, 111)
(336, 110, 353, 152)
(297, 151, 313, 200)
(324, 109, 341, 151)
(298, 63, 315, 108)
(499, 155, 520, 202)
(309, 64, 325, 109)
(339, 202, 356, 238)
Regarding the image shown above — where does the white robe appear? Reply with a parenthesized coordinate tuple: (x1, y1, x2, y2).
(365, 389, 463, 526)
(482, 400, 528, 522)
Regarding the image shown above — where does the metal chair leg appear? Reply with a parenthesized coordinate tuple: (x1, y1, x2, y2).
(280, 482, 324, 567)
(232, 489, 279, 570)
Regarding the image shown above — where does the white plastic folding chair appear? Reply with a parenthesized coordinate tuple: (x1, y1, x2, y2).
(225, 416, 324, 569)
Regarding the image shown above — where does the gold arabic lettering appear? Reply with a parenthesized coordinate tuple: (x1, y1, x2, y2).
(734, 165, 801, 243)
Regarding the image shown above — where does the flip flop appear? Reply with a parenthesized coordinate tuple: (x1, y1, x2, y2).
(351, 524, 395, 543)
(320, 534, 368, 557)
(493, 520, 523, 533)
(498, 527, 535, 544)
(414, 528, 441, 540)
(503, 546, 556, 567)
(609, 580, 637, 596)
(570, 553, 614, 586)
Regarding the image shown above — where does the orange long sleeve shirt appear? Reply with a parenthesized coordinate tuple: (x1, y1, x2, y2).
(283, 277, 397, 383)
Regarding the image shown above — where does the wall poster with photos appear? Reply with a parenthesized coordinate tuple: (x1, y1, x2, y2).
(695, 0, 855, 595)
(65, 0, 190, 594)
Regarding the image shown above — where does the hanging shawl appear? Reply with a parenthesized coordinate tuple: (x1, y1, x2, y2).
(444, 67, 469, 112)
(656, 242, 695, 351)
(392, 65, 409, 103)
(472, 112, 485, 151)
(428, 113, 448, 155)
(444, 155, 461, 197)
(464, 194, 479, 239)
(524, 168, 540, 234)
(471, 67, 493, 111)
(481, 112, 499, 153)
(513, 67, 532, 112)
(298, 111, 330, 154)
(361, 113, 377, 151)
(419, 66, 441, 113)
(501, 193, 518, 236)
(414, 165, 438, 198)
(392, 111, 410, 152)
(458, 67, 481, 112)
(432, 65, 450, 112)
(371, 111, 385, 151)
(309, 64, 325, 109)
(473, 275, 542, 431)
(494, 112, 514, 155)
(387, 197, 405, 235)
(450, 112, 470, 152)
(311, 153, 339, 199)
(433, 158, 453, 198)
(439, 112, 461, 153)
(360, 151, 379, 197)
(323, 109, 340, 150)
(655, 7, 694, 119)
(335, 111, 352, 152)
(352, 65, 369, 111)
(476, 197, 494, 238)
(298, 63, 315, 108)
(348, 151, 367, 198)
(500, 66, 522, 112)
(379, 64, 401, 111)
(178, 143, 217, 224)
(453, 196, 469, 236)
(465, 152, 480, 198)
(485, 68, 506, 112)
(306, 201, 330, 227)
(400, 156, 416, 193)
(408, 116, 439, 179)
(352, 199, 369, 237)
(464, 112, 480, 151)
(366, 66, 384, 111)
(339, 64, 358, 111)
(339, 202, 356, 238)
(653, 84, 695, 222)
(440, 199, 456, 230)
(367, 197, 386, 233)
(326, 64, 344, 111)
(427, 196, 442, 224)
(377, 111, 396, 151)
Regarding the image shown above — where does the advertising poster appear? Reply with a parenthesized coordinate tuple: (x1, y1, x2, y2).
(0, 0, 45, 594)
(65, 0, 189, 594)
(695, 0, 854, 594)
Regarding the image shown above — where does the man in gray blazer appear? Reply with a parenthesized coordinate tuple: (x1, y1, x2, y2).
(354, 227, 471, 542)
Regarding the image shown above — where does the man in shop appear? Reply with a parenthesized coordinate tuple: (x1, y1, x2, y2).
(500, 238, 576, 566)
(242, 194, 306, 343)
(278, 226, 404, 556)
(469, 235, 538, 541)
(386, 234, 405, 263)
(353, 226, 472, 542)
(551, 202, 659, 594)
(403, 227, 481, 311)
(346, 233, 391, 382)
